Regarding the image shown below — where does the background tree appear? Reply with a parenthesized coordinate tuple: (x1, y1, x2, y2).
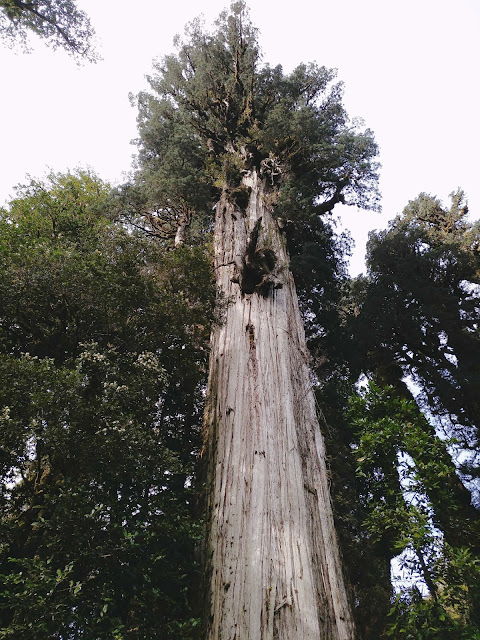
(359, 191, 480, 490)
(0, 170, 215, 638)
(341, 192, 480, 637)
(0, 0, 97, 60)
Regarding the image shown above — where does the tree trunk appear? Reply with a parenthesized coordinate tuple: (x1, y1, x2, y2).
(203, 170, 355, 639)
(372, 364, 480, 554)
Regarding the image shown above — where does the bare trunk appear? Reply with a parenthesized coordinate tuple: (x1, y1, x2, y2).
(203, 171, 355, 639)
(174, 219, 187, 247)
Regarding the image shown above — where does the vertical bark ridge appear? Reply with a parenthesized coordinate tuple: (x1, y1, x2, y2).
(204, 170, 354, 639)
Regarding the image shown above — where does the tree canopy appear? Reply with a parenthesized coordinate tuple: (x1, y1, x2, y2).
(0, 170, 215, 638)
(360, 191, 480, 461)
(0, 2, 479, 638)
(0, 0, 98, 60)
(132, 1, 379, 228)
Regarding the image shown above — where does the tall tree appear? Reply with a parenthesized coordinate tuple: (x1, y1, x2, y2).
(134, 3, 379, 637)
(345, 191, 480, 637)
(0, 0, 97, 60)
(361, 191, 480, 481)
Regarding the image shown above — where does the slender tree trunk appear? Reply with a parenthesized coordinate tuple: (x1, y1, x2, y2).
(203, 170, 355, 639)
(373, 365, 480, 553)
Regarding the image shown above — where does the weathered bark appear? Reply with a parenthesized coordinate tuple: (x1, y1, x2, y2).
(203, 170, 355, 639)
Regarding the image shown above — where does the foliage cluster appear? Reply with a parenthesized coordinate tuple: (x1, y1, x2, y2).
(0, 0, 97, 60)
(131, 0, 379, 240)
(327, 192, 480, 638)
(349, 385, 480, 637)
(0, 171, 215, 638)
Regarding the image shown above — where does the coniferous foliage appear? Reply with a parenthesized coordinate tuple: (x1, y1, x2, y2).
(343, 191, 480, 638)
(361, 191, 480, 473)
(132, 1, 380, 230)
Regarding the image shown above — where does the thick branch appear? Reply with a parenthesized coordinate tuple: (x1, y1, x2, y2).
(315, 179, 349, 215)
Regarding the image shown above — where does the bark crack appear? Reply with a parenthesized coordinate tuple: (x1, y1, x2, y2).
(205, 169, 355, 640)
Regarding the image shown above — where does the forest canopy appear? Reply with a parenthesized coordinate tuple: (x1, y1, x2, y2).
(0, 2, 479, 639)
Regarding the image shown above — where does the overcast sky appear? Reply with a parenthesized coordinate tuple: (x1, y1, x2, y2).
(1, 0, 479, 273)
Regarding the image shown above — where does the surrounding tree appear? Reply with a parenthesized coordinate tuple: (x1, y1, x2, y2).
(343, 191, 480, 637)
(0, 0, 97, 60)
(0, 170, 215, 638)
(358, 191, 480, 496)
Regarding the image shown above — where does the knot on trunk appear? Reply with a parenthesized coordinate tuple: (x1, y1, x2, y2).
(232, 217, 284, 296)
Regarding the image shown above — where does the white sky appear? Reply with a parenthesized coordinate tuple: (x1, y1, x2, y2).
(1, 0, 479, 274)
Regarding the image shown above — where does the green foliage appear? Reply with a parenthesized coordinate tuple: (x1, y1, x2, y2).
(348, 383, 480, 638)
(0, 171, 215, 638)
(0, 0, 98, 60)
(361, 191, 480, 447)
(289, 215, 352, 380)
(387, 546, 480, 640)
(131, 88, 214, 224)
(133, 0, 380, 228)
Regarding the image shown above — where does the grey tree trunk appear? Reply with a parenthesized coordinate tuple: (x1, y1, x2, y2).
(203, 170, 355, 639)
